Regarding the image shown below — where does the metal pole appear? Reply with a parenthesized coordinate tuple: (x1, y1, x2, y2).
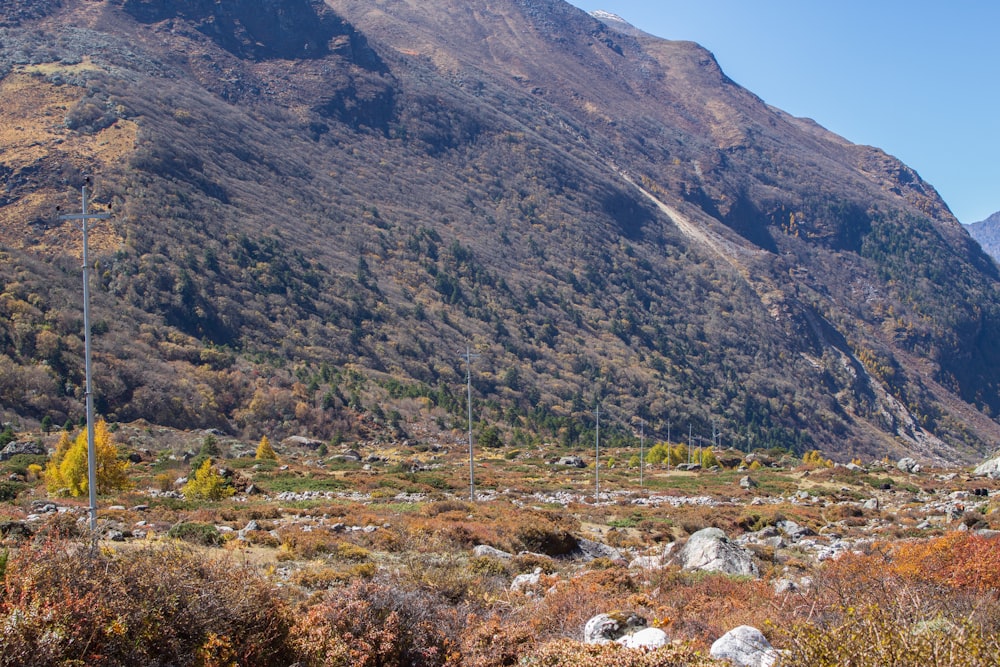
(639, 418, 644, 488)
(463, 345, 479, 501)
(666, 421, 671, 472)
(594, 404, 600, 502)
(59, 180, 109, 535)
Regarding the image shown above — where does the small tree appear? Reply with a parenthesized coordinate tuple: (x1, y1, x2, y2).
(44, 420, 131, 496)
(255, 435, 277, 461)
(700, 448, 719, 468)
(646, 443, 667, 465)
(182, 458, 235, 501)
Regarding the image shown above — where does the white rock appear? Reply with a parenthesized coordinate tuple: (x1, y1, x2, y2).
(584, 612, 647, 644)
(710, 625, 779, 667)
(473, 544, 513, 560)
(617, 627, 669, 650)
(974, 456, 1000, 479)
(678, 527, 759, 577)
(510, 568, 542, 593)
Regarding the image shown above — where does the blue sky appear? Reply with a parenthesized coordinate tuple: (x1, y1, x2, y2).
(568, 1, 999, 224)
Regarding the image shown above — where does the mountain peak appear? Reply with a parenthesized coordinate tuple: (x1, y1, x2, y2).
(588, 9, 642, 35)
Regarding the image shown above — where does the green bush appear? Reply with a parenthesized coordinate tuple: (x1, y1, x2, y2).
(0, 481, 26, 502)
(167, 521, 222, 546)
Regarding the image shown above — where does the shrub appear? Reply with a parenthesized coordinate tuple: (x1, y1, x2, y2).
(0, 539, 295, 666)
(0, 482, 25, 502)
(168, 521, 222, 546)
(775, 604, 1000, 666)
(520, 639, 718, 666)
(291, 578, 461, 667)
(460, 614, 537, 667)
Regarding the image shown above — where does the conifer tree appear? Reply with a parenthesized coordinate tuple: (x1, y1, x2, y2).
(182, 458, 235, 501)
(255, 435, 277, 461)
(44, 420, 131, 496)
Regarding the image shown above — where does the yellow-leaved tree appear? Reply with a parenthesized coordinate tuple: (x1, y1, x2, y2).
(255, 435, 277, 461)
(182, 458, 235, 501)
(44, 419, 131, 497)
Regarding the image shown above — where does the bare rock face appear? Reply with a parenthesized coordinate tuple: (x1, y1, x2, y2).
(678, 527, 759, 577)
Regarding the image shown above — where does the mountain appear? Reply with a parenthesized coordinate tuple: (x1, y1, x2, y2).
(1, 0, 999, 463)
(967, 212, 1000, 263)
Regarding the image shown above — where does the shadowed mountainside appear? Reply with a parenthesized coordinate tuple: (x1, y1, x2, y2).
(1, 0, 999, 462)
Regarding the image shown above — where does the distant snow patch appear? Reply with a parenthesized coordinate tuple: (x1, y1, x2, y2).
(590, 10, 632, 28)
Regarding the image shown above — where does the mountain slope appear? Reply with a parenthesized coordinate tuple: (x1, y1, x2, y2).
(967, 211, 1000, 263)
(1, 0, 998, 462)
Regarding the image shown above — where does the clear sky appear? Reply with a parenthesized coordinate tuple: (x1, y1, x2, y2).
(568, 1, 999, 224)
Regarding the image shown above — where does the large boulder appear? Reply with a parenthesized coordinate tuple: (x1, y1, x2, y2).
(575, 537, 624, 562)
(678, 527, 759, 577)
(0, 440, 46, 461)
(710, 626, 778, 667)
(974, 455, 1000, 479)
(555, 456, 586, 468)
(583, 612, 647, 644)
(618, 627, 669, 650)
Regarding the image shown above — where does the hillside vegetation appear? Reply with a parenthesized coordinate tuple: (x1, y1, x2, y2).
(0, 0, 999, 463)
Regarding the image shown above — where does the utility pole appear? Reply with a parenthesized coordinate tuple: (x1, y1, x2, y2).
(688, 424, 693, 465)
(666, 421, 671, 472)
(461, 345, 480, 501)
(638, 418, 645, 488)
(594, 404, 600, 502)
(59, 178, 109, 535)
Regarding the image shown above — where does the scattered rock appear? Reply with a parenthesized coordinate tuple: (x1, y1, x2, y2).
(776, 520, 815, 542)
(511, 568, 543, 593)
(897, 457, 921, 474)
(282, 435, 324, 450)
(238, 520, 259, 539)
(575, 537, 624, 562)
(617, 626, 669, 649)
(678, 527, 759, 577)
(473, 544, 513, 560)
(710, 625, 778, 667)
(739, 476, 758, 489)
(583, 612, 647, 644)
(555, 456, 586, 468)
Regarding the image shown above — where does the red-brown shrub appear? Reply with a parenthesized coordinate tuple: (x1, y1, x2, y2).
(291, 578, 462, 667)
(0, 539, 294, 666)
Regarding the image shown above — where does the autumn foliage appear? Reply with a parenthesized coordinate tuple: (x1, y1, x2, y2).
(43, 420, 131, 496)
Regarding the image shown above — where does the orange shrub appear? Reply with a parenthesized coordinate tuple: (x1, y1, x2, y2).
(0, 539, 294, 666)
(291, 579, 462, 667)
